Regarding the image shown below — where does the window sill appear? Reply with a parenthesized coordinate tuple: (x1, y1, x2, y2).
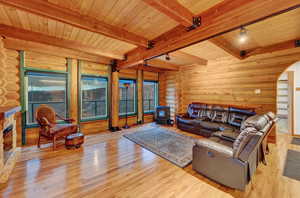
(144, 111, 155, 115)
(119, 113, 137, 118)
(80, 117, 108, 123)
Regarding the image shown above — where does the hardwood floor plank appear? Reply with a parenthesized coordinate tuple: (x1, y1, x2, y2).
(0, 123, 300, 197)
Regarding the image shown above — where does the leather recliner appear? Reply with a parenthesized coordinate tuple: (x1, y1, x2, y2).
(192, 112, 277, 190)
(176, 103, 256, 137)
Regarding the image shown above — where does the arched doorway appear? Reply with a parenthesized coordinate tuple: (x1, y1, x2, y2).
(277, 61, 300, 136)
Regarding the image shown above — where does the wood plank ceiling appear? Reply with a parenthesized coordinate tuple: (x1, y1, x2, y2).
(0, 0, 299, 67)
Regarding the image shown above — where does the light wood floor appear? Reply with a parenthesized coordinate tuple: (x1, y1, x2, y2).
(0, 123, 300, 198)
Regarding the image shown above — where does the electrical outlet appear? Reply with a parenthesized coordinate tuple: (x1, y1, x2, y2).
(254, 89, 261, 95)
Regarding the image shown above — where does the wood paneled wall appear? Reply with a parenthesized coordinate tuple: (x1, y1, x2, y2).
(159, 49, 300, 143)
(159, 71, 181, 119)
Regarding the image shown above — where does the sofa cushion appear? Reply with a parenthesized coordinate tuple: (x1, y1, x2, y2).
(187, 103, 207, 118)
(228, 113, 248, 128)
(211, 105, 229, 123)
(201, 105, 214, 120)
(233, 127, 259, 158)
(213, 129, 240, 142)
(241, 114, 269, 131)
(228, 107, 256, 128)
(197, 121, 223, 131)
(176, 117, 196, 125)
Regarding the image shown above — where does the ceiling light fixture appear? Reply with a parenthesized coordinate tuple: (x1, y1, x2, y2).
(165, 53, 170, 61)
(239, 26, 248, 43)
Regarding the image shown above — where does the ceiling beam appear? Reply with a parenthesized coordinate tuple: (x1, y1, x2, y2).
(243, 38, 300, 58)
(146, 59, 180, 71)
(171, 51, 208, 65)
(0, 24, 123, 60)
(118, 0, 300, 69)
(0, 0, 148, 47)
(209, 36, 242, 60)
(132, 64, 164, 73)
(142, 0, 194, 27)
(4, 37, 111, 64)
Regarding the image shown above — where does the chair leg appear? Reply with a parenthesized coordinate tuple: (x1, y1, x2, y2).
(37, 133, 41, 148)
(53, 136, 56, 151)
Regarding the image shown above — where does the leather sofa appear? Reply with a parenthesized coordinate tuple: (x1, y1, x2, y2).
(176, 103, 256, 137)
(192, 112, 277, 190)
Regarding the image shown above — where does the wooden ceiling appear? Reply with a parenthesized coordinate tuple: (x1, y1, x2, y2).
(0, 0, 299, 69)
(219, 7, 300, 51)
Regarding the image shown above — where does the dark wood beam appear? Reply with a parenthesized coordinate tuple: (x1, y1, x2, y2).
(243, 38, 300, 58)
(0, 0, 148, 47)
(118, 0, 300, 69)
(0, 24, 122, 60)
(209, 36, 242, 60)
(143, 0, 194, 27)
(4, 37, 111, 64)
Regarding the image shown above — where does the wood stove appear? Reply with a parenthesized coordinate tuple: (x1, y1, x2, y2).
(155, 106, 171, 125)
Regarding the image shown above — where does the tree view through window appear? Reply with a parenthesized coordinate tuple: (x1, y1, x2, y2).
(81, 76, 108, 120)
(119, 79, 136, 115)
(26, 72, 67, 124)
(143, 81, 158, 113)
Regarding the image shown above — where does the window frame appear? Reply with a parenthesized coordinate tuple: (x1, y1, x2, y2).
(24, 69, 69, 128)
(80, 74, 108, 122)
(143, 80, 159, 114)
(118, 78, 137, 117)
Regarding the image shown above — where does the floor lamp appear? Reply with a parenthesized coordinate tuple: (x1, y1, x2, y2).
(123, 82, 130, 129)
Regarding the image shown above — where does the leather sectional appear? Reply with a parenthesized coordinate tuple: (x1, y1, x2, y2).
(176, 103, 277, 190)
(176, 103, 256, 137)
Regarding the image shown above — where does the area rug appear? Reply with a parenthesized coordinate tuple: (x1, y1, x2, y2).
(291, 137, 300, 146)
(123, 127, 196, 168)
(283, 149, 300, 181)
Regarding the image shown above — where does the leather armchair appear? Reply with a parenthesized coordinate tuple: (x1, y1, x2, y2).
(192, 113, 276, 190)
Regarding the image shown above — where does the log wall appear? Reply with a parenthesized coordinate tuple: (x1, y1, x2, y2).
(0, 44, 160, 146)
(159, 49, 300, 143)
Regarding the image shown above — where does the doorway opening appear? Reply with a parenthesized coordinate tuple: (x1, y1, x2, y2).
(276, 61, 300, 136)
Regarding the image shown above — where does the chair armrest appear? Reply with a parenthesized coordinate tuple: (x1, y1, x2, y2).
(56, 114, 75, 123)
(195, 139, 233, 158)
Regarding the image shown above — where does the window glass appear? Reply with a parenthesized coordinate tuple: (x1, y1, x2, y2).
(26, 72, 67, 124)
(119, 79, 136, 115)
(143, 81, 158, 113)
(81, 76, 108, 120)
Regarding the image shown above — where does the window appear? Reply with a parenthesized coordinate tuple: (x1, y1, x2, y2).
(143, 81, 158, 113)
(81, 76, 108, 120)
(119, 79, 136, 115)
(26, 72, 67, 125)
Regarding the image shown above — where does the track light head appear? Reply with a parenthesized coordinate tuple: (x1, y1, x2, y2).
(165, 53, 170, 61)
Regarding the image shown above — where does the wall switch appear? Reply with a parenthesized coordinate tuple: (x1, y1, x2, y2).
(254, 89, 261, 95)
